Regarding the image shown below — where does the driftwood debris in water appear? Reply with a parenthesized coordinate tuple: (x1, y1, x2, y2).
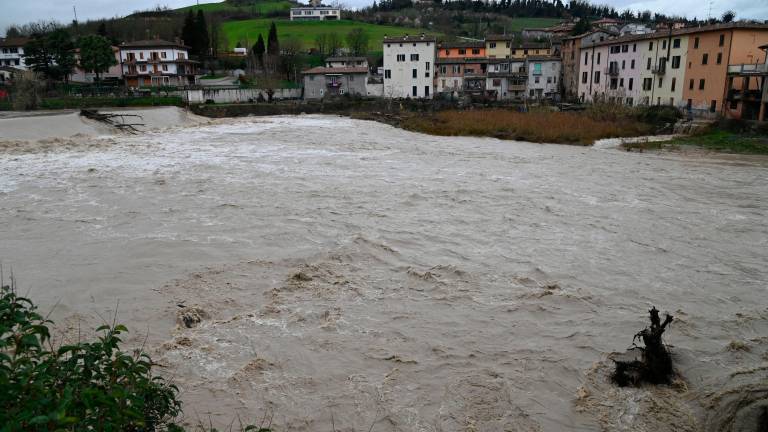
(80, 109, 145, 134)
(612, 306, 674, 387)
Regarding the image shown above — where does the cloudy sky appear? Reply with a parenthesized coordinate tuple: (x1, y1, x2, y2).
(2, 0, 767, 37)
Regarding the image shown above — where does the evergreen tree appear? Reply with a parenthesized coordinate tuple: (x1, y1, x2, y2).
(253, 34, 266, 68)
(78, 35, 117, 81)
(97, 21, 108, 37)
(267, 21, 279, 56)
(195, 10, 210, 56)
(181, 10, 196, 54)
(24, 29, 76, 82)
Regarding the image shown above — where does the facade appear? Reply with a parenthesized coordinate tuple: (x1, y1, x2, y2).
(637, 33, 688, 108)
(438, 41, 485, 59)
(303, 66, 368, 99)
(511, 42, 552, 59)
(561, 30, 613, 101)
(70, 46, 123, 83)
(289, 6, 340, 21)
(434, 58, 488, 96)
(485, 35, 513, 59)
(486, 59, 527, 100)
(383, 35, 436, 99)
(724, 44, 768, 121)
(325, 56, 368, 68)
(0, 37, 28, 69)
(119, 39, 199, 87)
(527, 56, 561, 101)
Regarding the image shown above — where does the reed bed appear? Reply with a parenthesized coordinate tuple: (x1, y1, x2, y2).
(401, 109, 653, 145)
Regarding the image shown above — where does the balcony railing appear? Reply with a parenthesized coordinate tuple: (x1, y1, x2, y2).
(606, 66, 620, 76)
(727, 63, 768, 75)
(651, 65, 666, 75)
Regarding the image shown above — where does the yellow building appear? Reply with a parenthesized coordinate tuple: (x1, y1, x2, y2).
(485, 35, 513, 59)
(511, 42, 552, 59)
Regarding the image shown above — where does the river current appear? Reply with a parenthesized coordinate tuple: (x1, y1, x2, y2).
(1, 115, 766, 431)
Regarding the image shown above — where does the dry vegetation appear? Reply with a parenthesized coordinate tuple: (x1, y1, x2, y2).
(400, 109, 654, 146)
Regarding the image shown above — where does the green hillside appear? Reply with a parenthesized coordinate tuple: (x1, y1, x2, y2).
(503, 17, 561, 31)
(177, 0, 293, 14)
(222, 18, 441, 52)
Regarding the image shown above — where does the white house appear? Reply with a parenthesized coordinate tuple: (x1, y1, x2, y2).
(526, 56, 561, 101)
(289, 6, 340, 21)
(383, 34, 436, 99)
(0, 37, 28, 69)
(325, 56, 368, 68)
(118, 39, 199, 87)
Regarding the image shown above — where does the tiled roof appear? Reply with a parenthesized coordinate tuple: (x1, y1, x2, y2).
(302, 66, 368, 74)
(120, 39, 189, 49)
(584, 22, 768, 48)
(0, 37, 29, 47)
(439, 41, 485, 48)
(435, 57, 489, 64)
(325, 56, 367, 62)
(383, 35, 436, 43)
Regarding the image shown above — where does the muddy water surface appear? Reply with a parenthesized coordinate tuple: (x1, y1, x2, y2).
(1, 115, 767, 431)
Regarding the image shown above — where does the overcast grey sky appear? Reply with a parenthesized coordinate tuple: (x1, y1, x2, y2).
(2, 0, 767, 37)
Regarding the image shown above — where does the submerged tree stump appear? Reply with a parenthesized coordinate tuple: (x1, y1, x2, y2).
(612, 307, 674, 386)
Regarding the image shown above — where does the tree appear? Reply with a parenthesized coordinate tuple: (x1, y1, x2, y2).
(78, 35, 117, 81)
(314, 33, 328, 57)
(24, 29, 76, 82)
(181, 10, 196, 53)
(345, 28, 369, 56)
(571, 18, 591, 36)
(721, 10, 735, 23)
(267, 21, 279, 56)
(195, 10, 210, 56)
(327, 32, 342, 56)
(97, 21, 108, 37)
(5, 26, 21, 38)
(279, 38, 304, 81)
(253, 34, 266, 69)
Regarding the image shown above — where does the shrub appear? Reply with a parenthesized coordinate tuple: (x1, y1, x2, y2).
(0, 281, 183, 431)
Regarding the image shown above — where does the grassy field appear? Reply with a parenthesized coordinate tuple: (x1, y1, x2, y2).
(176, 0, 293, 14)
(502, 17, 562, 32)
(222, 18, 440, 51)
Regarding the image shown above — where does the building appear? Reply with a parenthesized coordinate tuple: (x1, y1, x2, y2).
(724, 44, 768, 121)
(325, 56, 368, 68)
(0, 37, 28, 69)
(302, 66, 369, 99)
(486, 58, 527, 101)
(577, 34, 646, 105)
(527, 56, 561, 101)
(438, 41, 485, 59)
(119, 39, 200, 87)
(511, 42, 552, 59)
(383, 35, 436, 99)
(681, 23, 768, 116)
(560, 30, 613, 101)
(434, 57, 488, 97)
(485, 35, 514, 59)
(70, 46, 123, 83)
(289, 6, 340, 21)
(522, 22, 575, 40)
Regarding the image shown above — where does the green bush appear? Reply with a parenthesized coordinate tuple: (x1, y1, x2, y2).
(0, 282, 182, 431)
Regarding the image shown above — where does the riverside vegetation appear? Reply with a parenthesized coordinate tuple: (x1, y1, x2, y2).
(623, 119, 768, 155)
(0, 282, 269, 432)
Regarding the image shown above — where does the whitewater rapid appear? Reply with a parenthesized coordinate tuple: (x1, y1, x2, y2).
(1, 115, 766, 431)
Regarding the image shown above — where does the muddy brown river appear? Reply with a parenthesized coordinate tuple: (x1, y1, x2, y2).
(1, 115, 767, 431)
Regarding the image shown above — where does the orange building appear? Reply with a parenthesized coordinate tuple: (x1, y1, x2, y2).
(438, 41, 485, 59)
(724, 44, 768, 121)
(681, 23, 768, 115)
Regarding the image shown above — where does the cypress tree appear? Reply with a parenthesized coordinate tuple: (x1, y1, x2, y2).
(253, 34, 266, 68)
(267, 21, 279, 56)
(181, 11, 196, 53)
(195, 10, 210, 57)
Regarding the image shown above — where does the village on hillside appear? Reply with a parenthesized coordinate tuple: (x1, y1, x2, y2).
(0, 0, 767, 122)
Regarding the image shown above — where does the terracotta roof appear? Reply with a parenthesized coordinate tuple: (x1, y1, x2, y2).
(302, 66, 368, 74)
(439, 41, 485, 49)
(584, 22, 768, 48)
(0, 37, 29, 47)
(383, 35, 436, 43)
(435, 57, 489, 64)
(325, 56, 367, 62)
(120, 39, 189, 49)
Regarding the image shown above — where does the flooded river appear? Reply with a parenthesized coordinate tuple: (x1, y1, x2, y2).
(1, 115, 767, 431)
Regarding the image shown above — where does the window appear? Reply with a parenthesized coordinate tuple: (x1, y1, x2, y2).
(162, 64, 168, 71)
(309, 75, 315, 81)
(425, 86, 430, 97)
(633, 43, 637, 52)
(178, 52, 185, 60)
(647, 58, 652, 70)
(649, 42, 654, 51)
(397, 54, 405, 62)
(631, 59, 635, 69)
(689, 79, 694, 89)
(673, 38, 680, 48)
(535, 76, 540, 83)
(622, 44, 628, 52)
(658, 77, 663, 88)
(619, 78, 624, 87)
(693, 37, 699, 49)
(719, 34, 725, 47)
(671, 77, 676, 91)
(410, 53, 419, 61)
(444, 49, 450, 55)
(582, 71, 588, 84)
(547, 77, 552, 84)
(412, 86, 417, 97)
(622, 60, 625, 69)
(702, 53, 708, 65)
(452, 65, 460, 73)
(627, 97, 633, 106)
(425, 61, 430, 70)
(140, 52, 144, 59)
(594, 71, 600, 84)
(584, 52, 588, 65)
(439, 65, 446, 74)
(385, 69, 391, 79)
(716, 53, 722, 64)
(699, 79, 705, 90)
(597, 52, 601, 64)
(161, 52, 167, 59)
(412, 69, 417, 78)
(710, 100, 717, 112)
(139, 64, 146, 72)
(662, 40, 667, 50)
(643, 77, 652, 90)
(628, 78, 634, 91)
(490, 42, 497, 48)
(472, 49, 480, 55)
(610, 78, 617, 90)
(671, 56, 680, 69)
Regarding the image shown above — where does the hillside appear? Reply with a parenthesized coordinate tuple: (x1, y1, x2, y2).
(176, 0, 293, 14)
(222, 18, 441, 52)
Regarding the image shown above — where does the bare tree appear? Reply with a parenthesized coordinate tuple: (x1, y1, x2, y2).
(314, 33, 328, 57)
(345, 28, 369, 56)
(327, 32, 342, 56)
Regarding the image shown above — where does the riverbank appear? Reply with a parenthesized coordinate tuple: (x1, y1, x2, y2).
(623, 128, 768, 155)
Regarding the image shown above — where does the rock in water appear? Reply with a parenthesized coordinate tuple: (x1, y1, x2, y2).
(612, 307, 674, 386)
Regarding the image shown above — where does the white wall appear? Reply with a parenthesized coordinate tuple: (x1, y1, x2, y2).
(527, 60, 561, 99)
(0, 46, 26, 69)
(383, 39, 436, 99)
(120, 47, 190, 76)
(184, 88, 302, 104)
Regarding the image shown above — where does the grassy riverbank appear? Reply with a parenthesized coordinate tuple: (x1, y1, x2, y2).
(623, 127, 768, 155)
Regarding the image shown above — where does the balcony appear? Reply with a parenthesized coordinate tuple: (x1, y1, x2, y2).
(727, 89, 764, 101)
(651, 65, 666, 75)
(606, 66, 620, 76)
(727, 63, 768, 75)
(326, 81, 342, 88)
